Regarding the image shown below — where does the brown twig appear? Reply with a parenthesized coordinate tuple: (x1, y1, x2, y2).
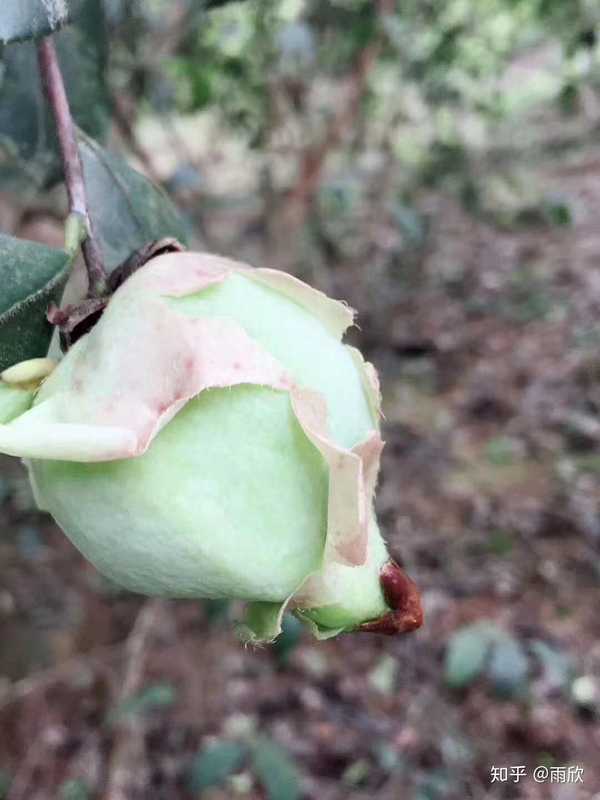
(37, 37, 108, 297)
(0, 645, 119, 714)
(283, 0, 395, 226)
(104, 599, 165, 800)
(6, 697, 52, 800)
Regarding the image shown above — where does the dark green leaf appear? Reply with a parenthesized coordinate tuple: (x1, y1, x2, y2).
(79, 133, 189, 272)
(444, 622, 502, 690)
(541, 197, 573, 227)
(0, 0, 84, 45)
(0, 0, 109, 191)
(187, 741, 247, 794)
(0, 234, 70, 371)
(252, 738, 302, 800)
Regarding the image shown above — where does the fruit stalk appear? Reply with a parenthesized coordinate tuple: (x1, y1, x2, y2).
(37, 36, 108, 298)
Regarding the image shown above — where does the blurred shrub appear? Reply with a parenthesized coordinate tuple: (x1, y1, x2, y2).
(106, 682, 177, 725)
(445, 621, 504, 690)
(272, 613, 304, 667)
(445, 621, 586, 701)
(186, 735, 303, 799)
(59, 780, 90, 800)
(187, 740, 247, 794)
(252, 737, 302, 800)
(445, 621, 529, 697)
(101, 0, 600, 199)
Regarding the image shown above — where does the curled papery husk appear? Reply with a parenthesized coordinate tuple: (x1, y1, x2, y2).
(0, 252, 422, 640)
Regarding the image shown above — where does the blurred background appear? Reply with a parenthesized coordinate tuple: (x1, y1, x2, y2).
(1, 0, 600, 797)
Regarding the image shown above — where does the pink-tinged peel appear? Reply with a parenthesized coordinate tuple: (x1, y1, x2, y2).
(348, 346, 383, 423)
(0, 251, 422, 642)
(3, 260, 292, 461)
(291, 387, 373, 568)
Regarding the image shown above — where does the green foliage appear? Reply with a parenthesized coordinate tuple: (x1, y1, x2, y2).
(445, 622, 500, 690)
(445, 621, 532, 698)
(487, 635, 529, 698)
(0, 771, 10, 800)
(186, 741, 248, 794)
(415, 769, 454, 800)
(59, 779, 90, 800)
(0, 0, 83, 45)
(342, 758, 371, 787)
(531, 640, 574, 690)
(485, 530, 515, 557)
(252, 737, 302, 800)
(390, 201, 429, 249)
(168, 1, 279, 144)
(96, 0, 600, 228)
(501, 268, 557, 323)
(0, 0, 109, 192)
(272, 613, 304, 666)
(79, 133, 189, 271)
(0, 234, 71, 371)
(106, 682, 177, 724)
(204, 0, 251, 7)
(485, 436, 520, 466)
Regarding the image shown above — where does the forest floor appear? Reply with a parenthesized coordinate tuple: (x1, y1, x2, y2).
(1, 106, 600, 800)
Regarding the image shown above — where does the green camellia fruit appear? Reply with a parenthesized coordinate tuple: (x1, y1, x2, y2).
(0, 253, 422, 641)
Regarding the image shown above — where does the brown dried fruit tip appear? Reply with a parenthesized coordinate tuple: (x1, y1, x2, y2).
(359, 561, 424, 635)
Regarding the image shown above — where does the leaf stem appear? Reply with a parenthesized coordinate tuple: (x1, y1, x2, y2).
(37, 36, 108, 297)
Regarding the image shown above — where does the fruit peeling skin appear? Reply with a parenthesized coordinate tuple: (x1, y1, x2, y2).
(0, 253, 423, 641)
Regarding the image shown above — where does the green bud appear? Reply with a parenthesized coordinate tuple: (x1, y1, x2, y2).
(0, 253, 422, 641)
